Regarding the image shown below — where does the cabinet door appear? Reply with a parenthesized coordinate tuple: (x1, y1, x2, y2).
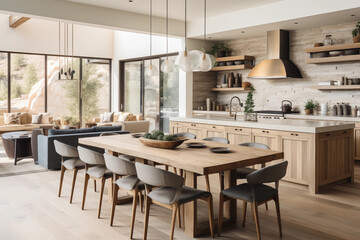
(183, 123, 203, 139)
(169, 121, 183, 134)
(225, 126, 252, 145)
(251, 129, 280, 151)
(203, 124, 226, 138)
(279, 131, 313, 185)
(354, 126, 360, 160)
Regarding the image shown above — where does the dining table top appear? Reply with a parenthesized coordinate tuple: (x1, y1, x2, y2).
(79, 134, 284, 175)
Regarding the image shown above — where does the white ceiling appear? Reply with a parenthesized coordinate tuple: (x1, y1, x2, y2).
(64, 0, 282, 21)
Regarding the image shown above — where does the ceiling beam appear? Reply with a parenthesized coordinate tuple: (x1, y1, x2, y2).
(9, 15, 30, 28)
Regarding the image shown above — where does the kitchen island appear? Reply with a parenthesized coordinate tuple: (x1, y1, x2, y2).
(170, 115, 355, 193)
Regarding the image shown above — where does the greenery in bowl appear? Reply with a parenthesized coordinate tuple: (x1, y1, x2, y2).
(304, 99, 317, 110)
(352, 21, 360, 37)
(143, 130, 178, 141)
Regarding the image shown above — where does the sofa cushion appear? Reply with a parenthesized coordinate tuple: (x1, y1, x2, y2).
(118, 112, 132, 122)
(4, 113, 21, 125)
(102, 112, 114, 123)
(48, 128, 94, 136)
(93, 125, 122, 132)
(38, 113, 50, 124)
(31, 114, 42, 124)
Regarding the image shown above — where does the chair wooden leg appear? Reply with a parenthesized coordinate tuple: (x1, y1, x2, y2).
(274, 195, 283, 237)
(70, 168, 78, 203)
(58, 165, 66, 197)
(170, 204, 178, 240)
(94, 179, 97, 192)
(177, 205, 181, 228)
(81, 173, 89, 210)
(143, 196, 151, 240)
(251, 201, 261, 240)
(242, 201, 247, 227)
(218, 173, 224, 191)
(265, 202, 268, 210)
(205, 174, 211, 192)
(139, 191, 144, 213)
(217, 193, 224, 237)
(165, 165, 169, 171)
(98, 177, 106, 218)
(130, 189, 138, 239)
(173, 167, 177, 174)
(110, 183, 119, 226)
(207, 196, 215, 238)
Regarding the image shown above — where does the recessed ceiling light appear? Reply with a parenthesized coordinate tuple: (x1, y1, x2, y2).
(351, 14, 355, 17)
(294, 22, 298, 24)
(208, 36, 212, 39)
(129, 0, 133, 2)
(241, 31, 245, 33)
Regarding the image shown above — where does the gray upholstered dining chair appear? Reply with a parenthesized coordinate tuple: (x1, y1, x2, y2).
(218, 160, 288, 240)
(99, 132, 135, 161)
(54, 140, 84, 203)
(202, 137, 230, 192)
(174, 132, 196, 139)
(135, 162, 214, 240)
(31, 128, 43, 164)
(78, 146, 113, 218)
(104, 153, 144, 239)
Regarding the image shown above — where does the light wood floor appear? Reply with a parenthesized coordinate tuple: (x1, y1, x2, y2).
(0, 163, 359, 240)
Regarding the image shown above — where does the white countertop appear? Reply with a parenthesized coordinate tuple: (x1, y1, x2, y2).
(171, 114, 355, 133)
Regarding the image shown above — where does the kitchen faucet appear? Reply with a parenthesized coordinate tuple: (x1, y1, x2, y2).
(230, 96, 243, 120)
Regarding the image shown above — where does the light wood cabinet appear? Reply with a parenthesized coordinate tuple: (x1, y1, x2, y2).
(169, 121, 184, 134)
(251, 128, 281, 151)
(279, 131, 314, 185)
(181, 122, 204, 139)
(203, 124, 226, 138)
(354, 124, 360, 161)
(225, 126, 252, 145)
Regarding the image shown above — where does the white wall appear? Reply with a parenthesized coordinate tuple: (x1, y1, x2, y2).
(0, 14, 114, 58)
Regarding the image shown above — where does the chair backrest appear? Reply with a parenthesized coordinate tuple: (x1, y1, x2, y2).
(100, 132, 119, 136)
(246, 161, 288, 185)
(239, 142, 270, 150)
(203, 137, 229, 144)
(174, 132, 196, 139)
(135, 162, 183, 188)
(77, 146, 105, 165)
(54, 140, 78, 158)
(104, 153, 136, 176)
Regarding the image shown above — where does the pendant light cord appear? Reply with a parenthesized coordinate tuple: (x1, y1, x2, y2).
(166, 0, 168, 59)
(203, 0, 206, 51)
(150, 0, 152, 58)
(184, 0, 187, 52)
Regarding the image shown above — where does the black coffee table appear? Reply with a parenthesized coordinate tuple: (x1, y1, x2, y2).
(2, 131, 33, 165)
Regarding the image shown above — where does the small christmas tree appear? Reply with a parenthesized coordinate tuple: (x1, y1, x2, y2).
(244, 86, 255, 113)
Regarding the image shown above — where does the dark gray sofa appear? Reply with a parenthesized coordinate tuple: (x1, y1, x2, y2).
(37, 126, 129, 170)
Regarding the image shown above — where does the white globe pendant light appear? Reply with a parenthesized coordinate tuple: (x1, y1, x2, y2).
(161, 0, 175, 74)
(146, 0, 158, 78)
(177, 0, 201, 72)
(194, 0, 216, 72)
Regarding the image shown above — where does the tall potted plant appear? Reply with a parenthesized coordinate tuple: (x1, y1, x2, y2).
(352, 21, 360, 43)
(244, 86, 256, 121)
(305, 99, 317, 115)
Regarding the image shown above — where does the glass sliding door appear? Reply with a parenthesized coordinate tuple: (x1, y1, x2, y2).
(10, 53, 45, 113)
(81, 58, 111, 126)
(0, 53, 8, 114)
(160, 56, 179, 133)
(144, 59, 160, 131)
(124, 61, 142, 114)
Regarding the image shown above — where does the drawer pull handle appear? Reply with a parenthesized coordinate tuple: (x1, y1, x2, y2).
(291, 133, 299, 136)
(262, 130, 269, 133)
(343, 131, 347, 134)
(326, 133, 330, 136)
(234, 128, 242, 131)
(213, 126, 216, 128)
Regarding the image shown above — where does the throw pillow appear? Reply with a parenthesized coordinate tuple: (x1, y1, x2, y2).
(31, 114, 43, 124)
(118, 112, 132, 122)
(39, 113, 50, 124)
(113, 112, 122, 122)
(6, 112, 21, 125)
(102, 112, 114, 123)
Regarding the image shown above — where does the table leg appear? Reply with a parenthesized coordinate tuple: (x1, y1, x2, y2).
(14, 139, 18, 165)
(184, 170, 197, 237)
(223, 169, 237, 223)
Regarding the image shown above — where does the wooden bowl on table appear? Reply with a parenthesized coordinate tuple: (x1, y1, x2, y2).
(139, 137, 188, 149)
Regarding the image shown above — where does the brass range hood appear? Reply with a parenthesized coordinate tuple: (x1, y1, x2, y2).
(248, 29, 302, 79)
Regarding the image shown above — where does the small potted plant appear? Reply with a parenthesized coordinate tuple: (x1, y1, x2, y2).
(305, 99, 317, 115)
(208, 42, 231, 57)
(244, 86, 256, 121)
(352, 21, 360, 43)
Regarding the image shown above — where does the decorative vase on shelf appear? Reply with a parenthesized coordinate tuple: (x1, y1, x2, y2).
(353, 36, 360, 43)
(227, 72, 234, 88)
(305, 109, 313, 115)
(234, 73, 242, 87)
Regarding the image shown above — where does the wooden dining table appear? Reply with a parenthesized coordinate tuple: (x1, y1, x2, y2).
(79, 134, 284, 237)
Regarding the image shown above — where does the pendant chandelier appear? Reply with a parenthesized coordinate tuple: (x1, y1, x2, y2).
(145, 0, 159, 78)
(194, 0, 215, 72)
(160, 0, 175, 73)
(58, 22, 77, 80)
(177, 0, 202, 72)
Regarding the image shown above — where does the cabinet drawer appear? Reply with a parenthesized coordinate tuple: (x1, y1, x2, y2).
(318, 129, 352, 139)
(225, 126, 251, 133)
(252, 128, 279, 135)
(278, 131, 312, 139)
(203, 124, 225, 131)
(182, 122, 203, 128)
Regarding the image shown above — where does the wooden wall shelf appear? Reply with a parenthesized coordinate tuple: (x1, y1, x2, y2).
(305, 42, 360, 53)
(311, 85, 360, 90)
(211, 87, 250, 92)
(306, 55, 360, 64)
(211, 55, 255, 71)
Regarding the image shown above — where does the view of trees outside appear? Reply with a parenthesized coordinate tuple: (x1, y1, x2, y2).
(124, 61, 142, 114)
(0, 53, 8, 113)
(144, 59, 160, 131)
(10, 54, 45, 113)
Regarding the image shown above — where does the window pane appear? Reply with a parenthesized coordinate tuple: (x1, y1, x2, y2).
(124, 61, 142, 114)
(10, 54, 45, 113)
(144, 59, 160, 131)
(81, 59, 110, 125)
(47, 56, 80, 125)
(0, 53, 8, 113)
